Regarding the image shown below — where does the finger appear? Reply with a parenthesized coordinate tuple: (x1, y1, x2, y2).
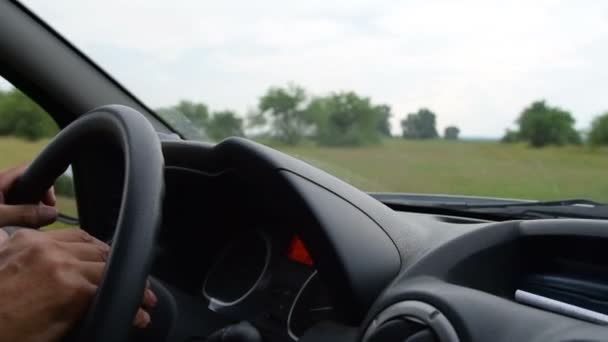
(0, 164, 56, 207)
(0, 165, 27, 193)
(0, 204, 57, 228)
(142, 288, 158, 309)
(75, 261, 106, 285)
(45, 229, 107, 248)
(58, 241, 109, 262)
(0, 229, 8, 244)
(42, 186, 57, 207)
(133, 309, 151, 328)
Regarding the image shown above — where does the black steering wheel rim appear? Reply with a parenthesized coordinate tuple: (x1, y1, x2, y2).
(6, 105, 164, 342)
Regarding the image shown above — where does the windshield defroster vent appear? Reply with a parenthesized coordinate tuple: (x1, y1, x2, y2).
(363, 301, 459, 342)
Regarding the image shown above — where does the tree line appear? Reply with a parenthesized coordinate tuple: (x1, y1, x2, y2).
(5, 84, 608, 149)
(157, 83, 460, 146)
(157, 84, 395, 146)
(0, 84, 459, 145)
(155, 85, 608, 148)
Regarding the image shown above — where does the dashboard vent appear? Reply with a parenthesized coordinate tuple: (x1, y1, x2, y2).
(363, 301, 459, 342)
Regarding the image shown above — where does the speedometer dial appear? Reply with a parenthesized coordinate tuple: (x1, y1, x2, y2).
(203, 231, 271, 306)
(287, 271, 339, 340)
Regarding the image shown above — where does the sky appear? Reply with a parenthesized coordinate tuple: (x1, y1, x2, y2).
(10, 0, 608, 138)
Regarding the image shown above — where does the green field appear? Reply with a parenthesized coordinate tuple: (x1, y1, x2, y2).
(274, 139, 608, 202)
(3, 136, 608, 205)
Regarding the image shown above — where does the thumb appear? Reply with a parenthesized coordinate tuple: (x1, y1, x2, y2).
(0, 204, 58, 228)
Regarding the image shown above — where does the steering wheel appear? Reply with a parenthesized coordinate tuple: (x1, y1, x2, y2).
(5, 105, 165, 342)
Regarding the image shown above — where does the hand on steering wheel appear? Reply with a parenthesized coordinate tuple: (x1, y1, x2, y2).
(0, 164, 58, 239)
(4, 105, 164, 342)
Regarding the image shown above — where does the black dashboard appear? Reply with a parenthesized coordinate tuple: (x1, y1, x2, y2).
(136, 137, 608, 342)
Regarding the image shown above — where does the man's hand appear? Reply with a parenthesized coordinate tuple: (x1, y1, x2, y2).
(0, 229, 156, 342)
(0, 165, 58, 234)
(0, 165, 157, 340)
(0, 164, 57, 206)
(0, 164, 58, 244)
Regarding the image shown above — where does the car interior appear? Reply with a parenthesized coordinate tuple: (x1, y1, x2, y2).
(2, 1, 608, 341)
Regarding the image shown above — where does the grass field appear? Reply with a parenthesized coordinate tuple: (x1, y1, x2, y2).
(3, 136, 608, 206)
(274, 139, 608, 202)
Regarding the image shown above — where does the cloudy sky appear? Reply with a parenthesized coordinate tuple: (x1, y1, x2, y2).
(15, 0, 608, 137)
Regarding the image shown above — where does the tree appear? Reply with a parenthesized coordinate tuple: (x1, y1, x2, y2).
(375, 104, 392, 136)
(501, 129, 520, 143)
(589, 112, 608, 146)
(401, 108, 438, 139)
(156, 100, 209, 140)
(444, 126, 460, 140)
(306, 92, 384, 146)
(516, 100, 581, 147)
(207, 110, 244, 141)
(172, 100, 209, 127)
(254, 84, 309, 145)
(0, 88, 58, 140)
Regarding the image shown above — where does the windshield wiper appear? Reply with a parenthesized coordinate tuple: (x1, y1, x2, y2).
(462, 199, 608, 220)
(455, 198, 603, 209)
(375, 195, 608, 220)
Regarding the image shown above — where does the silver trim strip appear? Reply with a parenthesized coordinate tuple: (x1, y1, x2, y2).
(515, 289, 608, 325)
(362, 300, 459, 342)
(287, 270, 318, 341)
(202, 231, 272, 309)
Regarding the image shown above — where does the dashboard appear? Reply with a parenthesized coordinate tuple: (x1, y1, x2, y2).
(132, 137, 608, 342)
(142, 138, 401, 342)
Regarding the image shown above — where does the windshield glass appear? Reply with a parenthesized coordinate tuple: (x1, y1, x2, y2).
(22, 0, 608, 202)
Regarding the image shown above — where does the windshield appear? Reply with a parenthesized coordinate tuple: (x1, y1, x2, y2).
(22, 1, 608, 202)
